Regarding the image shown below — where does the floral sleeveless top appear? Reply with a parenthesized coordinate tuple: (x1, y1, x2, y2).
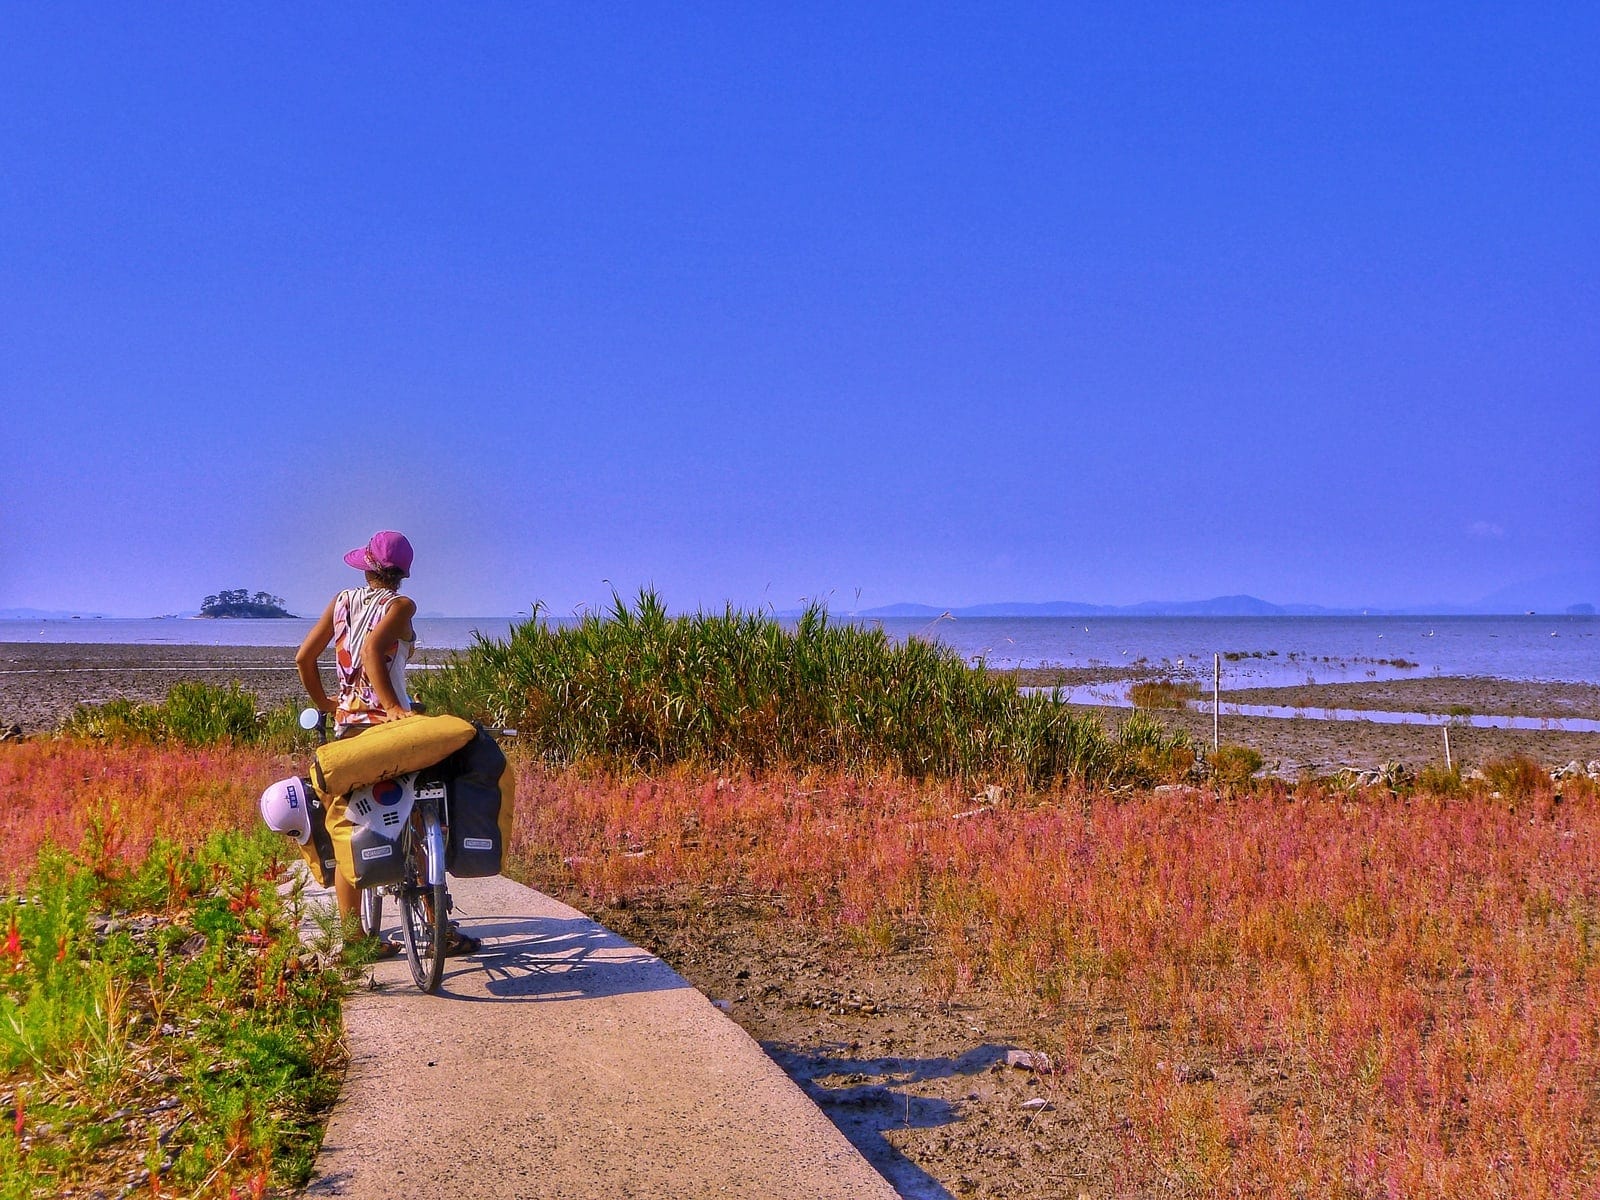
(332, 586, 413, 730)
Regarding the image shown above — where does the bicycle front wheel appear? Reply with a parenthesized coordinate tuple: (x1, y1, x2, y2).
(358, 886, 384, 940)
(399, 811, 449, 993)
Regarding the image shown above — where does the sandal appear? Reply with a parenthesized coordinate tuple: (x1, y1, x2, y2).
(444, 928, 481, 956)
(372, 926, 480, 956)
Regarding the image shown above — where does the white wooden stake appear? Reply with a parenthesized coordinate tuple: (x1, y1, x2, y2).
(1213, 653, 1221, 753)
(1443, 724, 1452, 771)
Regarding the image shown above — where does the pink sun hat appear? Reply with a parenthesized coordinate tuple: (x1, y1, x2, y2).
(343, 530, 414, 577)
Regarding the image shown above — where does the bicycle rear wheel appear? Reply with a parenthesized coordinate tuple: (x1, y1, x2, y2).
(399, 810, 449, 993)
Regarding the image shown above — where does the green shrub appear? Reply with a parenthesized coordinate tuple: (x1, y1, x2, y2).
(1115, 711, 1197, 783)
(1209, 744, 1263, 788)
(1482, 755, 1547, 801)
(61, 683, 300, 749)
(1416, 763, 1464, 795)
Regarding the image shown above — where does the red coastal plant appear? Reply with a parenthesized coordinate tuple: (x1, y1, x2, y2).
(0, 740, 282, 885)
(512, 761, 1600, 1196)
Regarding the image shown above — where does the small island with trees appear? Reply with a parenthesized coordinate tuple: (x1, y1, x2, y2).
(199, 589, 295, 618)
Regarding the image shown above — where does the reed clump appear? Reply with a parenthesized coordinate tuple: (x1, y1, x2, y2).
(416, 591, 1188, 787)
(1128, 679, 1201, 710)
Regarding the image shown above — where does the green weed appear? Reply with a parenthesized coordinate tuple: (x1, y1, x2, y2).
(62, 683, 302, 749)
(1482, 754, 1548, 802)
(1416, 763, 1464, 795)
(1207, 744, 1263, 789)
(0, 830, 344, 1198)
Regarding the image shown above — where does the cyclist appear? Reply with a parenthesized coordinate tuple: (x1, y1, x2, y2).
(292, 530, 479, 958)
(295, 531, 418, 943)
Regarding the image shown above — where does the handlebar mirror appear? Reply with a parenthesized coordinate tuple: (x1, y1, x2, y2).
(298, 707, 323, 731)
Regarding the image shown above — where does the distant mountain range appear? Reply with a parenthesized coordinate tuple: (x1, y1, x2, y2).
(7, 567, 1598, 622)
(860, 592, 1597, 619)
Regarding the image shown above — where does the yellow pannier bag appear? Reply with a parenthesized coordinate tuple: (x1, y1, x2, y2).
(310, 714, 478, 797)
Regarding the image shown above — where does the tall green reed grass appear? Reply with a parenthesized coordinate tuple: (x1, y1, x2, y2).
(416, 591, 1188, 786)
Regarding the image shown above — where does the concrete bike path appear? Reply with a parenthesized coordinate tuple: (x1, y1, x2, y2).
(302, 873, 899, 1200)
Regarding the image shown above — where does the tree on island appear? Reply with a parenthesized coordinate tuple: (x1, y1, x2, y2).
(199, 589, 296, 618)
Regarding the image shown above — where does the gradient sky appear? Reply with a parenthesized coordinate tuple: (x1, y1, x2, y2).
(4, 4, 1597, 617)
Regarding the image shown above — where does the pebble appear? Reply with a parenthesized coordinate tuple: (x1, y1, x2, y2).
(1004, 1049, 1054, 1072)
(1019, 1097, 1053, 1112)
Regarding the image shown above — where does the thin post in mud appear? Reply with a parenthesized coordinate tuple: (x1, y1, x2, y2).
(1443, 724, 1452, 770)
(1213, 653, 1221, 752)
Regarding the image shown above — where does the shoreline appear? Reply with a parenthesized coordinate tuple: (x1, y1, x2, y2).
(3, 642, 1597, 772)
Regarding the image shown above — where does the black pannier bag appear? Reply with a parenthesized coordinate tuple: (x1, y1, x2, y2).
(441, 726, 513, 878)
(298, 777, 339, 888)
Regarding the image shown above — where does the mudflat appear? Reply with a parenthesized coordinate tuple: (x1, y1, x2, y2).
(5, 643, 1598, 772)
(1115, 702, 1598, 775)
(0, 642, 450, 734)
(1014, 668, 1600, 773)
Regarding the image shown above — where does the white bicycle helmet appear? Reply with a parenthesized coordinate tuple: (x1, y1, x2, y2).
(259, 776, 313, 845)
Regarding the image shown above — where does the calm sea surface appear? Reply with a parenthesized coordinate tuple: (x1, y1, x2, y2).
(872, 615, 1600, 687)
(3, 614, 1597, 687)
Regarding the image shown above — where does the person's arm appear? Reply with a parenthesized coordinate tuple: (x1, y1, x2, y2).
(295, 600, 338, 713)
(362, 595, 418, 720)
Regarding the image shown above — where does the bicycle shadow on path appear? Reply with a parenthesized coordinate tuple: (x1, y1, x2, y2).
(411, 913, 692, 1003)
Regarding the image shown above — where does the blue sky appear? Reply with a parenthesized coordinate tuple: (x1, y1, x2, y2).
(4, 4, 1596, 617)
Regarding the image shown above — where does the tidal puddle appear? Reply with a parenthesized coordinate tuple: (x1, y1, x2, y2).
(1204, 702, 1600, 733)
(1025, 687, 1600, 733)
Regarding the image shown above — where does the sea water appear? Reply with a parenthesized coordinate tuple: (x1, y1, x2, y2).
(0, 617, 516, 652)
(868, 614, 1600, 687)
(3, 614, 1597, 686)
